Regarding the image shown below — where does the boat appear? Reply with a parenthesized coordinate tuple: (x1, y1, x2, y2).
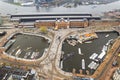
(88, 61, 99, 70)
(89, 61, 99, 70)
(90, 53, 98, 60)
(97, 51, 106, 60)
(60, 60, 63, 69)
(89, 62, 95, 69)
(31, 52, 35, 59)
(67, 39, 77, 46)
(4, 39, 16, 49)
(9, 49, 15, 55)
(15, 49, 22, 57)
(78, 48, 83, 55)
(90, 53, 94, 59)
(105, 34, 109, 37)
(82, 59, 85, 69)
(27, 47, 32, 50)
(93, 63, 99, 70)
(106, 39, 113, 46)
(34, 52, 39, 58)
(31, 52, 39, 59)
(24, 52, 31, 59)
(92, 62, 97, 69)
(92, 53, 98, 60)
(88, 61, 94, 69)
(84, 41, 92, 43)
(78, 40, 82, 44)
(102, 45, 108, 52)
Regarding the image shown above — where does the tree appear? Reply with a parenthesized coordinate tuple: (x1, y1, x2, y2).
(40, 26, 47, 34)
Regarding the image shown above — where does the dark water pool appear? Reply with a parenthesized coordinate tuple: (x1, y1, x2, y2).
(6, 34, 49, 59)
(62, 32, 119, 74)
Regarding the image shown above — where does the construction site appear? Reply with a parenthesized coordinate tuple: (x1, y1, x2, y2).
(0, 13, 120, 80)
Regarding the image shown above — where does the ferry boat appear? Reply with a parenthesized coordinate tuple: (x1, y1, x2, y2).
(15, 49, 22, 57)
(82, 59, 85, 69)
(4, 39, 16, 49)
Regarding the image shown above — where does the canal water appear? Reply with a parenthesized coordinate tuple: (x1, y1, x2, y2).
(6, 34, 49, 59)
(62, 31, 119, 74)
(0, 1, 120, 16)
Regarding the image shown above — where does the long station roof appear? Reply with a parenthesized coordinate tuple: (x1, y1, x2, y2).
(10, 13, 101, 22)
